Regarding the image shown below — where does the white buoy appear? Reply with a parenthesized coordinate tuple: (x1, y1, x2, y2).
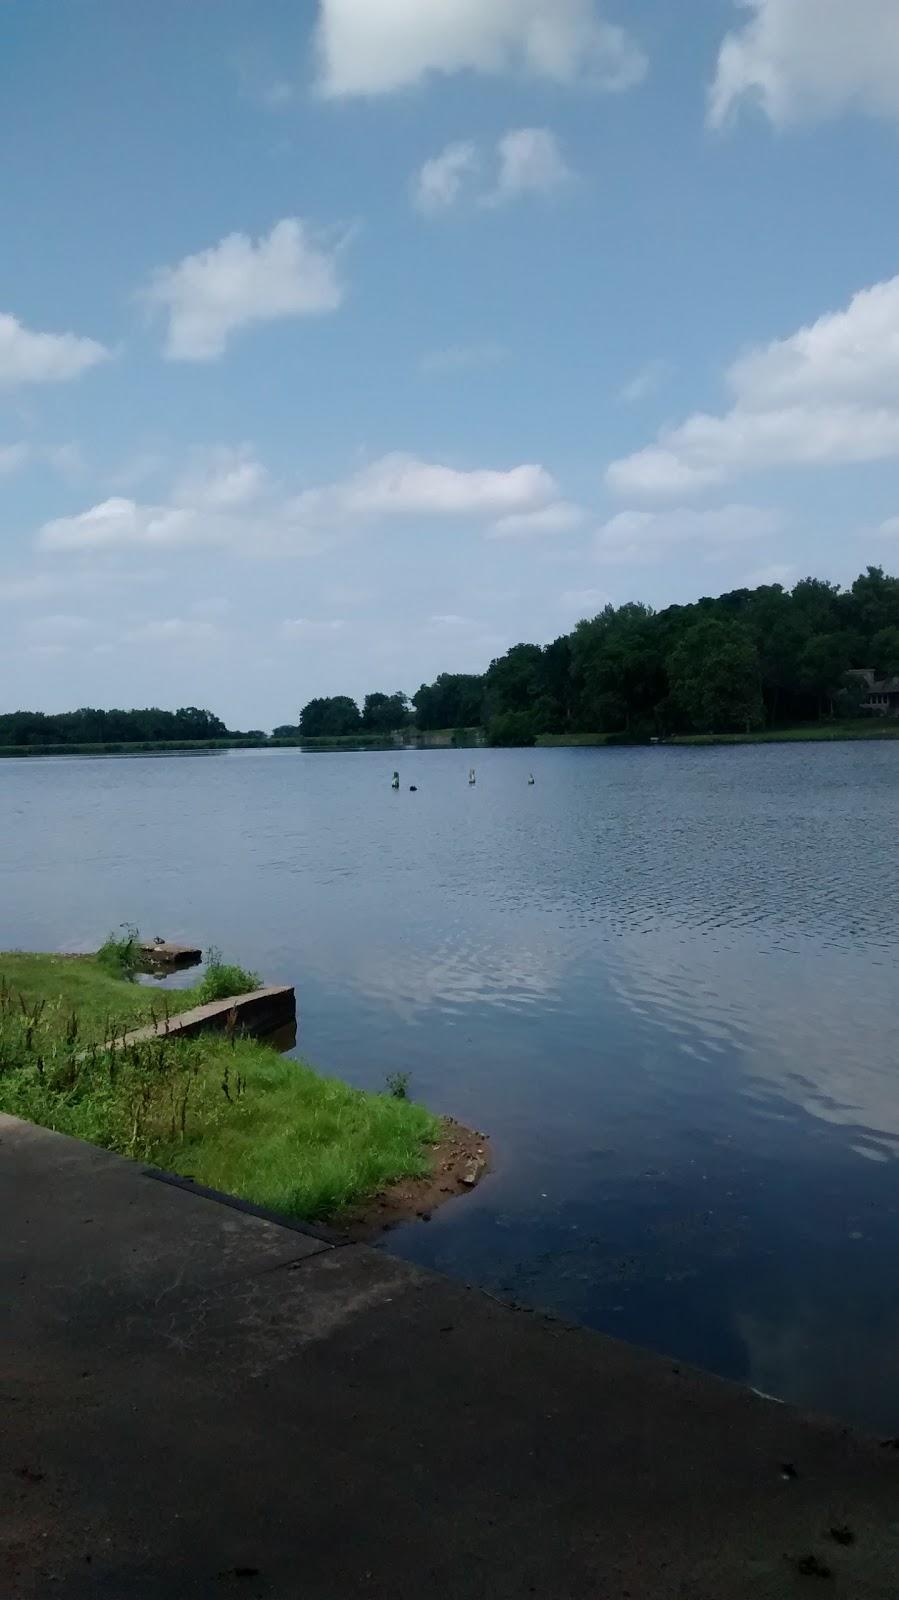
(528, 773, 535, 785)
(391, 771, 400, 790)
(469, 768, 476, 785)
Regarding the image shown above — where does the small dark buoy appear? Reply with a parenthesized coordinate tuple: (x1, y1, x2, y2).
(409, 784, 418, 792)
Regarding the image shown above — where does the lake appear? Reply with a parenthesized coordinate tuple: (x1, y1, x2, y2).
(2, 742, 898, 1430)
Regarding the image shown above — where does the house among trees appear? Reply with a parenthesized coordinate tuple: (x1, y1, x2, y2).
(851, 670, 899, 715)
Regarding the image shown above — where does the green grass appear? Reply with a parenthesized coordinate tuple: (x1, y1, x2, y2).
(0, 952, 442, 1223)
(668, 723, 899, 746)
(0, 952, 202, 1037)
(157, 1044, 441, 1220)
(196, 948, 261, 1004)
(536, 732, 616, 747)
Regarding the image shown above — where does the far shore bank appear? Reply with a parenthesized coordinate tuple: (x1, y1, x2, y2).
(3, 721, 899, 757)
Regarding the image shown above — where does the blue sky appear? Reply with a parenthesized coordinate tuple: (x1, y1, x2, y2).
(3, 0, 899, 727)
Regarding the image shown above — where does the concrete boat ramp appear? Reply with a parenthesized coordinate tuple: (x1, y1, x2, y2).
(4, 1114, 899, 1599)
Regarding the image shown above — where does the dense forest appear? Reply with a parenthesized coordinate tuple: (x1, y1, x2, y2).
(0, 706, 246, 748)
(5, 569, 899, 749)
(290, 567, 899, 744)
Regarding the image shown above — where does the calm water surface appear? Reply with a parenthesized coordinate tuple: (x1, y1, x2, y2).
(2, 743, 898, 1429)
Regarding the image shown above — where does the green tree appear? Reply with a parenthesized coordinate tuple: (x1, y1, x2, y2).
(412, 674, 484, 731)
(798, 633, 853, 716)
(870, 626, 899, 677)
(361, 692, 410, 733)
(668, 620, 764, 733)
(298, 696, 361, 737)
(847, 566, 899, 640)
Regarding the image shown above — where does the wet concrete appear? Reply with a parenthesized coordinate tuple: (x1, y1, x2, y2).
(3, 1112, 899, 1599)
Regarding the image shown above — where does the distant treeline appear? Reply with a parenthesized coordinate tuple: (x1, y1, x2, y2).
(6, 569, 899, 751)
(285, 567, 899, 745)
(0, 706, 262, 749)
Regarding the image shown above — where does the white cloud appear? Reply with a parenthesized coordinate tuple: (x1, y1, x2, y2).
(414, 128, 572, 214)
(0, 313, 109, 386)
(39, 497, 203, 552)
(878, 517, 899, 539)
(595, 504, 784, 565)
(0, 442, 29, 476)
(489, 128, 573, 204)
(173, 446, 269, 510)
(146, 219, 344, 361)
(490, 501, 586, 538)
(413, 142, 479, 214)
(608, 273, 899, 498)
(710, 0, 899, 128)
(315, 0, 647, 97)
(429, 613, 473, 627)
(38, 450, 559, 565)
(302, 453, 558, 521)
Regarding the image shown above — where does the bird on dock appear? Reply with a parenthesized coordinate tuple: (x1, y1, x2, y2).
(391, 771, 400, 790)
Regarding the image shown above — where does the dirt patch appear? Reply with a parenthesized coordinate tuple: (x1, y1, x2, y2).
(338, 1118, 491, 1240)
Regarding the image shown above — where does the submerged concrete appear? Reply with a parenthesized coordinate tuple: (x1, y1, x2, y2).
(119, 984, 296, 1047)
(3, 1112, 899, 1599)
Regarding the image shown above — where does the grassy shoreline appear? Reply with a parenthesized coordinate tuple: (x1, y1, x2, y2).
(0, 953, 443, 1222)
(3, 721, 898, 757)
(666, 723, 899, 746)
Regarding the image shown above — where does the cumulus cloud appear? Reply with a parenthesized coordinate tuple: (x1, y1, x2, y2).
(489, 501, 586, 538)
(710, 0, 899, 127)
(299, 453, 558, 521)
(172, 446, 269, 510)
(0, 313, 109, 386)
(146, 219, 345, 361)
(413, 142, 480, 214)
(414, 128, 572, 213)
(39, 498, 204, 553)
(490, 128, 574, 203)
(315, 0, 647, 97)
(607, 273, 899, 498)
(38, 451, 559, 557)
(595, 504, 784, 565)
